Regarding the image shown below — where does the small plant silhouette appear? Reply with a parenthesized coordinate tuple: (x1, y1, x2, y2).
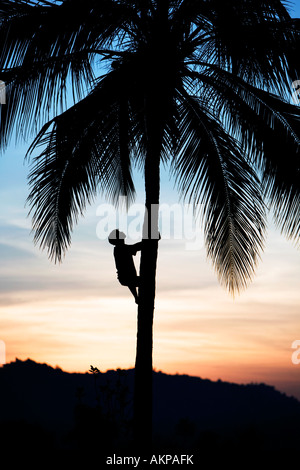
(89, 365, 132, 443)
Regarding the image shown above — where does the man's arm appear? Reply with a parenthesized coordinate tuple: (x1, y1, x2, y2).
(130, 233, 161, 255)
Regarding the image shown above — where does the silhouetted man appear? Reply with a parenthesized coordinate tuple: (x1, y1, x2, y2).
(108, 230, 142, 304)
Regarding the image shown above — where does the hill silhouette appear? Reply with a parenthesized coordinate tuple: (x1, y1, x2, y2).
(0, 359, 299, 465)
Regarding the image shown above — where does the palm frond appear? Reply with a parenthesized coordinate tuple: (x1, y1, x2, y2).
(258, 89, 300, 244)
(183, 66, 300, 244)
(239, 86, 300, 244)
(181, 0, 300, 95)
(0, 51, 94, 150)
(173, 92, 266, 294)
(27, 73, 137, 261)
(0, 0, 135, 150)
(0, 0, 128, 70)
(185, 66, 298, 154)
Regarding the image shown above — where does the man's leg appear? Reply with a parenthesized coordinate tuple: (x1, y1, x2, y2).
(128, 285, 139, 304)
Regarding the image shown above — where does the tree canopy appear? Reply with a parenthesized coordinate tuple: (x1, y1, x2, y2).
(0, 0, 299, 293)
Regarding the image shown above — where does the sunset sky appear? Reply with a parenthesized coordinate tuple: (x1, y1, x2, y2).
(0, 2, 299, 401)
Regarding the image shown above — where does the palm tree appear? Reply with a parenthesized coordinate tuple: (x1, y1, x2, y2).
(1, 0, 300, 450)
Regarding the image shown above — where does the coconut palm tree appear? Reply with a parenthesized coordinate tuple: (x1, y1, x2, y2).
(1, 0, 300, 450)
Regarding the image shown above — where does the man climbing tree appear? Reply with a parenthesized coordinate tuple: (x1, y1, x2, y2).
(108, 229, 142, 304)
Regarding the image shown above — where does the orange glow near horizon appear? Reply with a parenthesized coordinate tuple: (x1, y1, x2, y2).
(1, 229, 299, 400)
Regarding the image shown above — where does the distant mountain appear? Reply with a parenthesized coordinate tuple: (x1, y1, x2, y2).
(0, 359, 299, 464)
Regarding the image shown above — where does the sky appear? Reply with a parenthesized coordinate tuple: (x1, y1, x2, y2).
(0, 2, 300, 401)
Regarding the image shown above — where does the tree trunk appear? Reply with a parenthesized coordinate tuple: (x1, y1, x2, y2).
(133, 99, 162, 452)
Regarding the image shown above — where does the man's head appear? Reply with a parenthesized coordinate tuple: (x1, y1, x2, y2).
(108, 229, 126, 246)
